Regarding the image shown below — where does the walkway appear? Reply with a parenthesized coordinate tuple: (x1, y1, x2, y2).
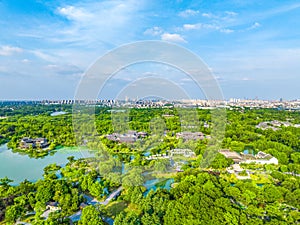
(100, 186, 123, 206)
(69, 186, 123, 222)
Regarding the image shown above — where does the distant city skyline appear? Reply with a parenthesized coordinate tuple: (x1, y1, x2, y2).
(0, 0, 300, 100)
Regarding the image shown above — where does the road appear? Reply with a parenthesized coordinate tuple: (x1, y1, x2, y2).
(69, 186, 123, 223)
(100, 186, 123, 205)
(88, 186, 123, 206)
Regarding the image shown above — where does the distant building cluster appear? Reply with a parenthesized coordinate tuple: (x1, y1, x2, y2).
(2, 99, 300, 110)
(20, 137, 49, 149)
(106, 130, 147, 143)
(242, 151, 279, 165)
(145, 148, 196, 160)
(220, 149, 279, 180)
(227, 99, 300, 110)
(219, 149, 243, 163)
(219, 149, 278, 165)
(107, 130, 209, 144)
(169, 148, 196, 158)
(176, 131, 206, 141)
(256, 120, 300, 131)
(145, 153, 169, 160)
(227, 164, 251, 180)
(41, 202, 61, 219)
(42, 99, 116, 105)
(46, 202, 61, 212)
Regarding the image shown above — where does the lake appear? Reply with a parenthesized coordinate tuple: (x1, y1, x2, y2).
(0, 144, 174, 192)
(144, 178, 174, 195)
(0, 144, 94, 185)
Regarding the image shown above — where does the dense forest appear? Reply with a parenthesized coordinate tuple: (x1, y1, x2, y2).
(0, 103, 299, 224)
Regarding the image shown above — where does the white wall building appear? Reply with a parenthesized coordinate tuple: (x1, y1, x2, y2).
(243, 157, 278, 165)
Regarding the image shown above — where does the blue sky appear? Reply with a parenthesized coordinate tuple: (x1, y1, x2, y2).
(0, 0, 300, 100)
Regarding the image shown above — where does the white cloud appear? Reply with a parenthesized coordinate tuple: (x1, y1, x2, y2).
(22, 59, 30, 63)
(225, 11, 238, 16)
(183, 24, 200, 30)
(26, 1, 145, 68)
(201, 11, 238, 23)
(182, 23, 231, 33)
(144, 26, 163, 36)
(30, 50, 57, 62)
(44, 63, 83, 78)
(46, 64, 59, 69)
(58, 6, 92, 21)
(247, 22, 261, 30)
(179, 9, 199, 17)
(201, 23, 220, 30)
(0, 46, 23, 56)
(220, 28, 234, 33)
(201, 13, 216, 19)
(161, 33, 186, 43)
(261, 2, 300, 18)
(53, 0, 144, 47)
(212, 48, 300, 84)
(241, 77, 252, 81)
(182, 21, 235, 34)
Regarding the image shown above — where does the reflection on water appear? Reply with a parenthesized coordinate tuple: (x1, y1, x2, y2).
(0, 144, 93, 185)
(144, 178, 174, 195)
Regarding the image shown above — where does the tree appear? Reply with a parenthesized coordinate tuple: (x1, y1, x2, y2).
(262, 185, 283, 203)
(122, 168, 144, 187)
(210, 153, 233, 169)
(89, 182, 103, 198)
(5, 205, 21, 224)
(78, 205, 104, 225)
(0, 176, 13, 187)
(153, 159, 170, 173)
(115, 211, 140, 225)
(35, 182, 53, 204)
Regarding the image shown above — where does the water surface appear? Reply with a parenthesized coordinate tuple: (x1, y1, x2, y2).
(0, 144, 93, 185)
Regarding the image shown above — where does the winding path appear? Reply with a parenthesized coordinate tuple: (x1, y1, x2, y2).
(100, 186, 123, 205)
(69, 186, 123, 223)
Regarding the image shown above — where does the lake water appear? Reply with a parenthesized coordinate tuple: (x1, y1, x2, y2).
(0, 144, 175, 193)
(0, 144, 94, 185)
(144, 178, 174, 195)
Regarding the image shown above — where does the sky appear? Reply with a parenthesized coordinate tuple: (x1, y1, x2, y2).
(0, 0, 300, 100)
